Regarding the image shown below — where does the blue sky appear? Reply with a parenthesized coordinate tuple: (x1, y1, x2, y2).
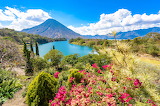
(0, 0, 160, 35)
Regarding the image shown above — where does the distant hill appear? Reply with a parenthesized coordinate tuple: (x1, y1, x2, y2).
(22, 19, 82, 39)
(83, 27, 160, 39)
(0, 28, 56, 44)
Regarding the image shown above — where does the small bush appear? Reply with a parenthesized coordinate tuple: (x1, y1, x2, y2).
(26, 71, 58, 106)
(31, 57, 49, 72)
(0, 69, 22, 104)
(67, 69, 83, 88)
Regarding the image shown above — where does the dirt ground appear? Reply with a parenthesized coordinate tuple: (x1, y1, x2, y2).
(2, 67, 27, 106)
(2, 87, 27, 106)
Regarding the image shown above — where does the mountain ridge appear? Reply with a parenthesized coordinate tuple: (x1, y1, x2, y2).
(83, 27, 160, 39)
(22, 19, 82, 39)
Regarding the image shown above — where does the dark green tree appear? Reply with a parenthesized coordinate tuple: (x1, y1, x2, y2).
(22, 40, 27, 57)
(61, 54, 79, 67)
(30, 41, 34, 52)
(52, 45, 55, 49)
(35, 42, 39, 56)
(23, 40, 33, 76)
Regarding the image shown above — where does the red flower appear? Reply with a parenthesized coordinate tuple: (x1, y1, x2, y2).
(111, 77, 116, 81)
(126, 97, 133, 102)
(54, 72, 60, 78)
(69, 77, 75, 83)
(106, 94, 113, 98)
(126, 77, 132, 80)
(92, 63, 98, 68)
(102, 64, 112, 69)
(134, 79, 142, 88)
(97, 70, 103, 73)
(119, 93, 132, 103)
(123, 86, 127, 90)
(96, 91, 103, 96)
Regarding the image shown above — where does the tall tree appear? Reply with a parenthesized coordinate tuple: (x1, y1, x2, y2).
(52, 45, 55, 49)
(22, 39, 27, 57)
(35, 42, 39, 56)
(30, 41, 34, 52)
(44, 49, 63, 67)
(23, 40, 33, 76)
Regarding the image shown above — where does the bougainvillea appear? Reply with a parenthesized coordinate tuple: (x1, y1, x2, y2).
(49, 63, 158, 106)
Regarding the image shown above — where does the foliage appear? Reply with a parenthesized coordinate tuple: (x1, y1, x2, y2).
(31, 57, 49, 72)
(0, 69, 22, 104)
(30, 41, 34, 53)
(67, 69, 83, 88)
(0, 39, 22, 68)
(26, 71, 58, 106)
(49, 62, 160, 106)
(44, 49, 63, 67)
(0, 28, 54, 44)
(35, 42, 39, 56)
(78, 54, 111, 68)
(23, 41, 33, 76)
(61, 54, 80, 67)
(69, 33, 160, 57)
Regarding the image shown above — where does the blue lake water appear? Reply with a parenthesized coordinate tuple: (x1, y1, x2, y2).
(35, 41, 93, 57)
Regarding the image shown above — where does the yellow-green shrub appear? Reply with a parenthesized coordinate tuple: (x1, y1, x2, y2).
(67, 69, 83, 88)
(26, 71, 57, 106)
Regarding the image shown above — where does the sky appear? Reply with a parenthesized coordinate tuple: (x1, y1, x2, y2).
(0, 0, 160, 35)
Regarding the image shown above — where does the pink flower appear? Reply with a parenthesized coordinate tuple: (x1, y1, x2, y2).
(123, 86, 127, 90)
(134, 79, 142, 87)
(126, 77, 132, 80)
(51, 86, 67, 106)
(119, 93, 132, 103)
(120, 93, 130, 99)
(96, 91, 103, 96)
(78, 70, 87, 74)
(106, 94, 113, 98)
(54, 72, 60, 78)
(97, 70, 103, 73)
(92, 63, 98, 68)
(111, 77, 116, 81)
(49, 100, 52, 103)
(102, 64, 112, 69)
(69, 77, 75, 83)
(126, 97, 132, 102)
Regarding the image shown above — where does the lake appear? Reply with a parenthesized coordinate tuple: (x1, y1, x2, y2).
(36, 41, 93, 57)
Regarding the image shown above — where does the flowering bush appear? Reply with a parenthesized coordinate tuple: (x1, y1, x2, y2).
(54, 72, 60, 78)
(49, 64, 158, 106)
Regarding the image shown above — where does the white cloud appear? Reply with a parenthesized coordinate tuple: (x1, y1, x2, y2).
(0, 6, 51, 31)
(68, 9, 160, 35)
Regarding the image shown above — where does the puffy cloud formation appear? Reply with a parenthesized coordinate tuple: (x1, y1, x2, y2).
(68, 9, 160, 35)
(0, 6, 51, 31)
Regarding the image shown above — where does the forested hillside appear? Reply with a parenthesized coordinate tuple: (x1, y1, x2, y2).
(70, 32, 160, 57)
(0, 28, 55, 44)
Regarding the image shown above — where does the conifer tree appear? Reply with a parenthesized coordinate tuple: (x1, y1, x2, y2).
(52, 45, 55, 49)
(35, 42, 39, 56)
(22, 40, 27, 57)
(30, 41, 34, 52)
(23, 40, 33, 76)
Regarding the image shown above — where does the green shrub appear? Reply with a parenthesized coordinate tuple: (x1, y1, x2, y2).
(78, 54, 111, 68)
(44, 49, 63, 67)
(67, 69, 83, 88)
(0, 69, 22, 104)
(61, 54, 80, 67)
(31, 57, 49, 72)
(146, 45, 159, 57)
(26, 71, 58, 106)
